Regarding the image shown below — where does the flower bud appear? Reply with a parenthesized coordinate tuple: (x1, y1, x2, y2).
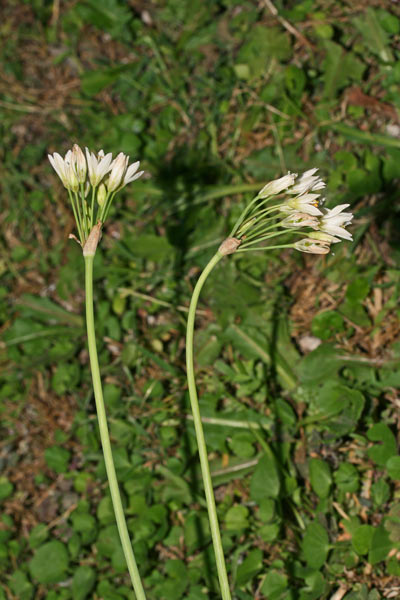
(309, 231, 341, 244)
(66, 161, 79, 192)
(281, 213, 319, 229)
(97, 184, 107, 207)
(237, 217, 257, 235)
(294, 238, 330, 254)
(72, 144, 87, 184)
(258, 173, 296, 198)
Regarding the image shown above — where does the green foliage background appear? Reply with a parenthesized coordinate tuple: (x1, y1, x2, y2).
(1, 1, 400, 599)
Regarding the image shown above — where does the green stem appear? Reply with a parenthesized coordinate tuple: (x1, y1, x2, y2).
(237, 243, 294, 252)
(68, 190, 84, 244)
(84, 255, 147, 600)
(90, 185, 96, 228)
(186, 250, 232, 600)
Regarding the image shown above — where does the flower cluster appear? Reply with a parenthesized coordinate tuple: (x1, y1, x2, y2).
(48, 144, 143, 246)
(231, 169, 353, 256)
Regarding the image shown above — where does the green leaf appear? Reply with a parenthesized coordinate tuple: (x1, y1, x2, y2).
(51, 362, 80, 395)
(346, 278, 370, 304)
(72, 566, 96, 600)
(225, 505, 249, 531)
(0, 477, 13, 501)
(29, 540, 69, 584)
(352, 525, 374, 556)
(386, 456, 400, 480)
(250, 452, 280, 503)
(260, 570, 288, 599)
(298, 344, 342, 384)
(321, 40, 365, 98)
(195, 325, 222, 366)
(44, 446, 71, 474)
(367, 423, 397, 466)
(97, 525, 122, 558)
(353, 7, 393, 62)
(124, 234, 174, 262)
(236, 26, 291, 78)
(368, 525, 392, 564)
(334, 463, 359, 493)
(9, 571, 34, 600)
(97, 496, 115, 525)
(311, 311, 345, 340)
(385, 504, 400, 543)
(81, 66, 126, 96)
(309, 458, 332, 499)
(309, 383, 365, 438)
(371, 479, 390, 507)
(301, 522, 330, 569)
(230, 432, 256, 459)
(28, 524, 49, 549)
(236, 548, 263, 586)
(70, 511, 97, 545)
(184, 511, 211, 553)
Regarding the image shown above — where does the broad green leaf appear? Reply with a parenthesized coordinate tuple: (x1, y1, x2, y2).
(9, 571, 33, 600)
(368, 525, 392, 564)
(367, 423, 397, 466)
(260, 570, 288, 599)
(72, 566, 96, 600)
(29, 540, 69, 584)
(311, 311, 345, 340)
(301, 522, 330, 569)
(0, 477, 13, 501)
(250, 453, 280, 502)
(352, 525, 374, 556)
(236, 549, 263, 586)
(236, 26, 292, 78)
(309, 458, 332, 499)
(386, 456, 400, 480)
(353, 7, 393, 62)
(321, 40, 365, 98)
(225, 505, 249, 531)
(44, 446, 71, 474)
(334, 463, 359, 493)
(28, 524, 49, 549)
(184, 512, 211, 553)
(124, 234, 174, 261)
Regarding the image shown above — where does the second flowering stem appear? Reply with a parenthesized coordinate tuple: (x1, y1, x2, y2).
(186, 250, 232, 600)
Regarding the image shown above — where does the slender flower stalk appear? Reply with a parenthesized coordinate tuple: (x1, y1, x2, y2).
(185, 168, 353, 599)
(48, 145, 146, 598)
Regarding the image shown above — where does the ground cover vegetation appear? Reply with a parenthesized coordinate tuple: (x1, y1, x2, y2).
(1, 0, 400, 598)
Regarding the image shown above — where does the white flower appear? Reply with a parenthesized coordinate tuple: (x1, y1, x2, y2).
(48, 150, 78, 191)
(258, 173, 297, 198)
(280, 193, 323, 216)
(287, 168, 326, 196)
(107, 152, 129, 192)
(294, 238, 331, 254)
(72, 144, 86, 184)
(85, 147, 113, 187)
(122, 161, 143, 187)
(281, 212, 319, 229)
(107, 153, 144, 192)
(319, 204, 353, 241)
(48, 152, 68, 186)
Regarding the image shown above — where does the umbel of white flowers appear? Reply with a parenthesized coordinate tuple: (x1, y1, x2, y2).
(220, 169, 354, 257)
(48, 144, 143, 249)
